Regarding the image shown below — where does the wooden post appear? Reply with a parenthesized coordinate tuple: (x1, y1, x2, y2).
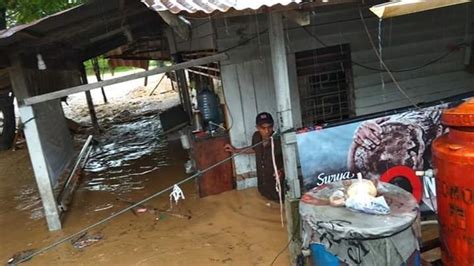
(91, 57, 108, 104)
(18, 105, 62, 231)
(144, 62, 149, 86)
(269, 11, 301, 265)
(80, 65, 100, 134)
(85, 91, 100, 134)
(165, 28, 192, 121)
(171, 72, 184, 106)
(166, 27, 192, 122)
(149, 73, 166, 96)
(175, 65, 192, 122)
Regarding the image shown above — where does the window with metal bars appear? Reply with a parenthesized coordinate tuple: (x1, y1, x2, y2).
(296, 44, 355, 127)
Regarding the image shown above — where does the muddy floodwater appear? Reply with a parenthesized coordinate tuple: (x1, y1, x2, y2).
(84, 114, 170, 194)
(0, 144, 290, 265)
(0, 75, 290, 265)
(0, 71, 440, 265)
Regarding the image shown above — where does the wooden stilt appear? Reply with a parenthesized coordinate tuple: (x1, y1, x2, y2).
(91, 58, 108, 104)
(269, 12, 302, 265)
(80, 65, 100, 134)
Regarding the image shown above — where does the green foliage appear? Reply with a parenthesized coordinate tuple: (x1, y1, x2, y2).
(83, 58, 165, 77)
(3, 0, 84, 27)
(83, 57, 108, 75)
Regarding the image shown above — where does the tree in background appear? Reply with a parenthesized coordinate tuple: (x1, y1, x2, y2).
(1, 0, 84, 29)
(0, 5, 6, 30)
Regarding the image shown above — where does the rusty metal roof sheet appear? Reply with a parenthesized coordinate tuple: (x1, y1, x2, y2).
(0, 5, 82, 41)
(141, 0, 302, 14)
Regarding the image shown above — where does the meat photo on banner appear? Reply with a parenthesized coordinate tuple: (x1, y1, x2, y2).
(296, 96, 471, 211)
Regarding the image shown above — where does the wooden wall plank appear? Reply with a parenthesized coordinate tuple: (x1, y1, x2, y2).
(220, 63, 255, 176)
(214, 2, 472, 177)
(355, 71, 474, 114)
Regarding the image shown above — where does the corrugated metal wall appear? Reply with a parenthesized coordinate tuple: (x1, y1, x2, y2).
(211, 3, 473, 178)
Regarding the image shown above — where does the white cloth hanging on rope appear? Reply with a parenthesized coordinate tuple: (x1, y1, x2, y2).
(169, 184, 185, 207)
(270, 136, 285, 227)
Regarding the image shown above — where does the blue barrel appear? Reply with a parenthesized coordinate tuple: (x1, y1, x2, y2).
(310, 243, 339, 266)
(309, 243, 421, 266)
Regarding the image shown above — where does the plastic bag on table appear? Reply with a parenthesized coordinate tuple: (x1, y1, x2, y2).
(345, 194, 390, 215)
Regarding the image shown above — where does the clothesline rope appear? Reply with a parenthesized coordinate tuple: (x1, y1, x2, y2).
(271, 136, 285, 227)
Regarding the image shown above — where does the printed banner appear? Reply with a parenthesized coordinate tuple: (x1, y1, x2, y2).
(296, 96, 469, 210)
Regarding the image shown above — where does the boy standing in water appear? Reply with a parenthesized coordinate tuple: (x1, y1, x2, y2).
(224, 112, 284, 201)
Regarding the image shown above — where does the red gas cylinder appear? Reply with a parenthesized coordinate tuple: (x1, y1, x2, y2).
(432, 99, 474, 266)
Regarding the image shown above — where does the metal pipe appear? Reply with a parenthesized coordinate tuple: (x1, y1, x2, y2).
(57, 135, 93, 211)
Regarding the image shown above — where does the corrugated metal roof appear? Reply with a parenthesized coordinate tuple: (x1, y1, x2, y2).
(0, 5, 83, 40)
(140, 0, 302, 14)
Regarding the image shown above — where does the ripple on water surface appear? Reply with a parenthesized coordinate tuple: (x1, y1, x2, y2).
(83, 115, 170, 194)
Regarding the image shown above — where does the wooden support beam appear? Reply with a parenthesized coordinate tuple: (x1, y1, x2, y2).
(91, 57, 108, 104)
(85, 91, 100, 133)
(164, 29, 183, 107)
(174, 57, 192, 122)
(23, 53, 228, 105)
(144, 63, 149, 86)
(186, 69, 220, 80)
(269, 12, 301, 265)
(269, 12, 301, 198)
(80, 65, 100, 134)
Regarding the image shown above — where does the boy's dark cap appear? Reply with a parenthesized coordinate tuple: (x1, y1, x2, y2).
(256, 112, 274, 126)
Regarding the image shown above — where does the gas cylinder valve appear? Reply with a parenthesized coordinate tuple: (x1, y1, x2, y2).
(415, 169, 435, 177)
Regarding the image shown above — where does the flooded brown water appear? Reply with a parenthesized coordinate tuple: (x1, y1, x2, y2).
(0, 131, 290, 266)
(83, 114, 169, 195)
(1, 78, 290, 265)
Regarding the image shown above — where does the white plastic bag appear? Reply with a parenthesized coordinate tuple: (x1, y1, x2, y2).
(345, 194, 390, 215)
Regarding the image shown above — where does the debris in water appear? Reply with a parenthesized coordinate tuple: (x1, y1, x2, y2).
(94, 203, 114, 212)
(115, 196, 192, 220)
(6, 249, 36, 265)
(136, 207, 148, 213)
(71, 232, 103, 249)
(116, 196, 147, 216)
(162, 210, 192, 220)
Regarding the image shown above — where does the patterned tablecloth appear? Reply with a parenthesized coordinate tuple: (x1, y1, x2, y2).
(300, 181, 421, 266)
